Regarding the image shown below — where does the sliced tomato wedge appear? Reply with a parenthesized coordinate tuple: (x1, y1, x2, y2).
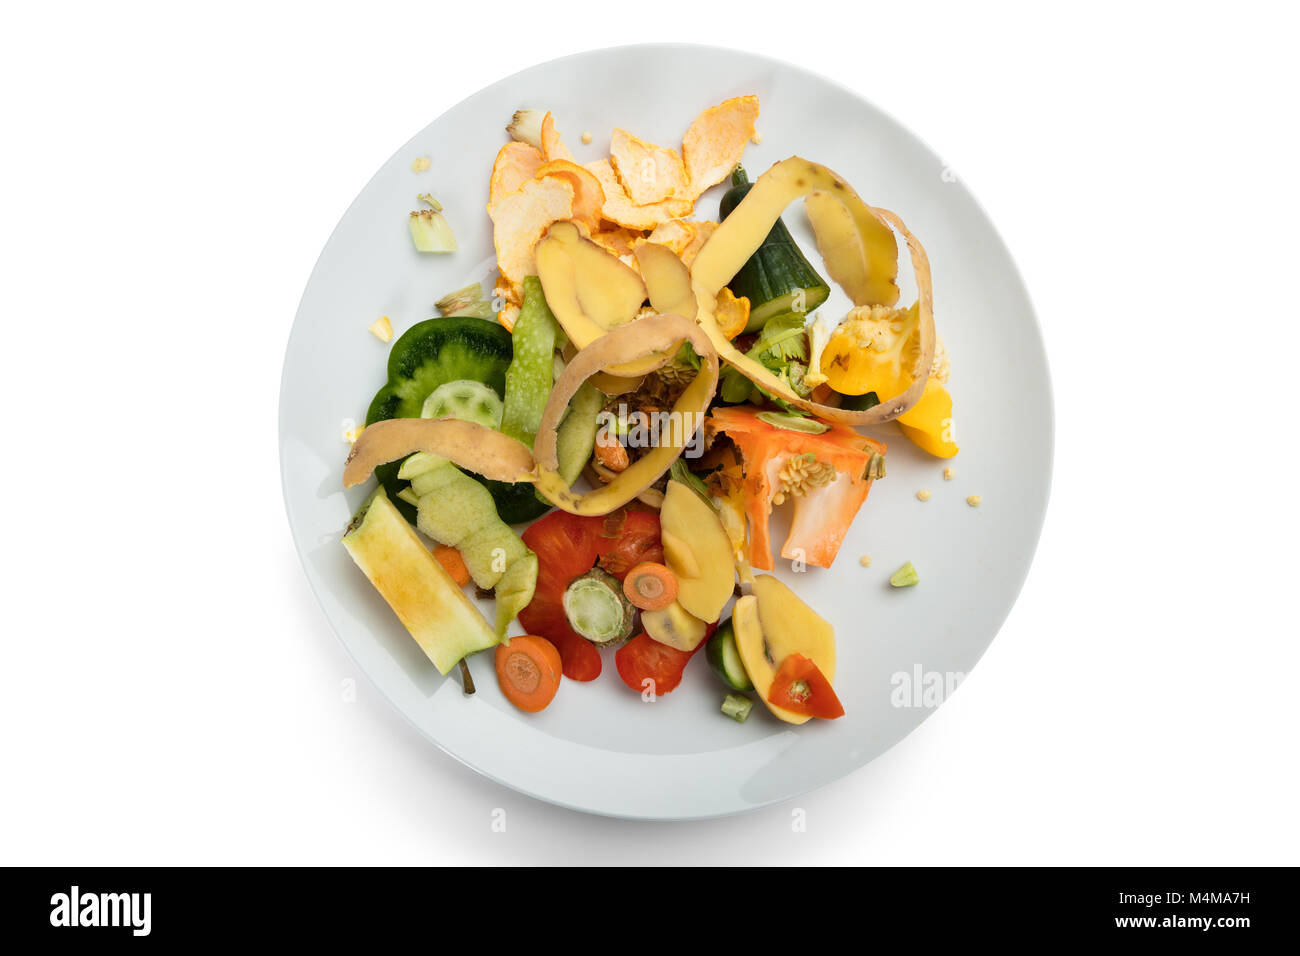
(523, 511, 607, 582)
(519, 511, 610, 681)
(519, 509, 670, 683)
(614, 623, 716, 697)
(767, 653, 845, 719)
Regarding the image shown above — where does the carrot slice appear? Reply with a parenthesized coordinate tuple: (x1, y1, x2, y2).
(495, 635, 562, 713)
(623, 562, 678, 611)
(431, 544, 472, 588)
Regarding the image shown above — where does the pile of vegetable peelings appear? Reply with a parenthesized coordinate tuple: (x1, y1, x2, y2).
(341, 96, 958, 725)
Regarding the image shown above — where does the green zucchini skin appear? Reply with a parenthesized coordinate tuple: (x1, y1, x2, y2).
(364, 316, 550, 524)
(706, 617, 754, 692)
(719, 166, 830, 334)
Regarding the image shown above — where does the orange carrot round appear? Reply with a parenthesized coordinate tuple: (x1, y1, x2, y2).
(495, 635, 563, 713)
(622, 562, 678, 611)
(432, 544, 471, 588)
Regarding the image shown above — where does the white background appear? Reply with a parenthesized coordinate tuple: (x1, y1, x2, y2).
(2, 1, 1297, 865)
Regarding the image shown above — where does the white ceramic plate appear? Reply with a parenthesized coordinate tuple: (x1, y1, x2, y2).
(280, 44, 1052, 820)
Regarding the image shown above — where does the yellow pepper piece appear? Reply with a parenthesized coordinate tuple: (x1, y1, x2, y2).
(896, 379, 958, 458)
(818, 303, 920, 398)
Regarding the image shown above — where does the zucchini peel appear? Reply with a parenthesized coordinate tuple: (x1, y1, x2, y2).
(689, 157, 935, 426)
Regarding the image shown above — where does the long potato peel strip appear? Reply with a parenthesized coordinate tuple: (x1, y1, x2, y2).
(690, 157, 935, 425)
(343, 315, 718, 518)
(533, 313, 718, 515)
(343, 418, 536, 489)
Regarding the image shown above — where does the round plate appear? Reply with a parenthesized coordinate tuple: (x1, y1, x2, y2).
(280, 44, 1052, 820)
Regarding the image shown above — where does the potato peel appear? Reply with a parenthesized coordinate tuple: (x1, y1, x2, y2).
(690, 156, 934, 425)
(343, 418, 537, 489)
(533, 313, 719, 516)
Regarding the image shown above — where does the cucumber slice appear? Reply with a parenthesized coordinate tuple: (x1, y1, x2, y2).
(721, 693, 754, 723)
(706, 618, 754, 691)
(563, 569, 635, 648)
(421, 379, 503, 429)
(364, 316, 548, 525)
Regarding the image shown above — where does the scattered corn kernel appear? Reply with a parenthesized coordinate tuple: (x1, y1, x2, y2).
(751, 131, 763, 144)
(916, 489, 932, 502)
(943, 467, 955, 481)
(342, 418, 364, 444)
(967, 495, 982, 507)
(859, 555, 872, 568)
(411, 156, 431, 173)
(581, 131, 593, 145)
(368, 315, 393, 342)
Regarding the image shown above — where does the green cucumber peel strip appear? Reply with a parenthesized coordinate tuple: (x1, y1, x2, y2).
(500, 276, 560, 449)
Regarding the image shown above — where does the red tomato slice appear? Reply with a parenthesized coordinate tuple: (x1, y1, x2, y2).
(614, 623, 716, 697)
(519, 512, 608, 680)
(518, 509, 670, 683)
(523, 511, 605, 584)
(767, 653, 845, 719)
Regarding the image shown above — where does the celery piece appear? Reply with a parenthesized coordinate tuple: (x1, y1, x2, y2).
(721, 693, 754, 723)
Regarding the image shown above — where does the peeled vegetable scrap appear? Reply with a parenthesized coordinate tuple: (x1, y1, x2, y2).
(710, 405, 886, 570)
